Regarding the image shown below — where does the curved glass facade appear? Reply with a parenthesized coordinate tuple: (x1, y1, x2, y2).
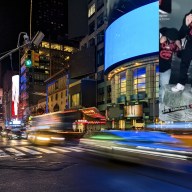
(105, 1, 159, 72)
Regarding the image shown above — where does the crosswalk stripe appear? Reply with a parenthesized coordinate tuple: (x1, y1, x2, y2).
(67, 147, 83, 152)
(0, 146, 84, 158)
(49, 147, 71, 153)
(18, 147, 42, 155)
(0, 149, 10, 157)
(5, 148, 26, 156)
(28, 146, 57, 154)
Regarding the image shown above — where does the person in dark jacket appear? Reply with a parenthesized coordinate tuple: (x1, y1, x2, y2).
(172, 10, 192, 92)
(159, 27, 181, 102)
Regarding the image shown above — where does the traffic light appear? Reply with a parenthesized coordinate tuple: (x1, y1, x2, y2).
(31, 51, 39, 67)
(25, 50, 32, 67)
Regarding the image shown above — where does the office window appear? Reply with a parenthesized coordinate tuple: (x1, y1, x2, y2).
(97, 12, 104, 28)
(88, 38, 95, 47)
(119, 71, 126, 95)
(88, 3, 95, 18)
(55, 81, 59, 90)
(89, 21, 95, 35)
(107, 85, 111, 103)
(97, 0, 104, 11)
(97, 87, 104, 104)
(41, 41, 49, 48)
(97, 48, 104, 67)
(81, 44, 87, 50)
(97, 31, 104, 44)
(71, 93, 80, 107)
(51, 43, 62, 50)
(97, 70, 104, 82)
(133, 67, 146, 94)
(55, 93, 58, 100)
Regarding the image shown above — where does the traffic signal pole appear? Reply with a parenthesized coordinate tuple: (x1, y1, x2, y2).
(0, 31, 44, 62)
(0, 42, 30, 62)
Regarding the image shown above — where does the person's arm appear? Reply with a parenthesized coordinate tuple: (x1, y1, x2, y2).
(160, 35, 167, 44)
(179, 12, 192, 39)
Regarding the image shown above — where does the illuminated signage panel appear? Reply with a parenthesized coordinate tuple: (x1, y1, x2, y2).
(105, 2, 158, 71)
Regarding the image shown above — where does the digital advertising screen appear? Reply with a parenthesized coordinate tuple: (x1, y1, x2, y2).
(105, 1, 159, 72)
(159, 0, 192, 122)
(124, 105, 143, 118)
(12, 75, 19, 118)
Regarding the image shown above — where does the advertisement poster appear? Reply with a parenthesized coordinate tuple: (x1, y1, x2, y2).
(124, 105, 143, 118)
(159, 0, 192, 121)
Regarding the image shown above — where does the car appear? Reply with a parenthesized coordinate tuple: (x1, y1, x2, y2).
(27, 130, 65, 145)
(7, 129, 22, 140)
(0, 129, 11, 138)
(20, 128, 28, 139)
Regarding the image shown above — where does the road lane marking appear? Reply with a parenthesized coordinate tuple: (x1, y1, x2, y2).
(0, 149, 10, 157)
(67, 147, 83, 152)
(17, 147, 42, 155)
(28, 146, 57, 154)
(49, 147, 71, 153)
(5, 148, 26, 156)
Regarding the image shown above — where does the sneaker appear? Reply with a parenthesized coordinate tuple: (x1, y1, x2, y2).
(171, 83, 185, 92)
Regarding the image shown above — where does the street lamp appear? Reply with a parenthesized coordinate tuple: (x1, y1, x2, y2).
(0, 31, 44, 62)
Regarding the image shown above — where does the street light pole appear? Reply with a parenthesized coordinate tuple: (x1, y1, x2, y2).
(0, 43, 30, 62)
(0, 31, 44, 62)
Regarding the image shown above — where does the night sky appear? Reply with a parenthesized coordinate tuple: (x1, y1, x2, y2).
(0, 1, 30, 72)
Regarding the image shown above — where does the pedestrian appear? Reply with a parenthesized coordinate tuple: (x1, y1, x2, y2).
(159, 27, 181, 102)
(171, 10, 192, 92)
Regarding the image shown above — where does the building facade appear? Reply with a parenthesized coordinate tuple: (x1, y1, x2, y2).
(104, 1, 159, 129)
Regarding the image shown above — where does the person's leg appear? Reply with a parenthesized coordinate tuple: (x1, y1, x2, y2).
(172, 42, 192, 92)
(179, 42, 192, 85)
(159, 69, 171, 103)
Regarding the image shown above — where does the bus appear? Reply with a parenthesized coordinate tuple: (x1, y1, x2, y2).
(27, 108, 106, 145)
(27, 109, 83, 144)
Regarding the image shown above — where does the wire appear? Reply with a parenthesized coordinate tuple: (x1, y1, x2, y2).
(0, 48, 17, 56)
(9, 53, 13, 71)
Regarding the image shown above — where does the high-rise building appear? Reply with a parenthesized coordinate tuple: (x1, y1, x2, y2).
(19, 0, 78, 122)
(68, 0, 108, 114)
(31, 0, 68, 42)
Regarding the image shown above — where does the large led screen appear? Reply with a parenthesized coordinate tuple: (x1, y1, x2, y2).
(159, 0, 192, 122)
(12, 75, 19, 117)
(105, 1, 158, 71)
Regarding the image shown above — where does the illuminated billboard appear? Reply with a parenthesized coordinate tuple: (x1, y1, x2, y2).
(105, 1, 158, 72)
(124, 105, 143, 117)
(12, 75, 19, 118)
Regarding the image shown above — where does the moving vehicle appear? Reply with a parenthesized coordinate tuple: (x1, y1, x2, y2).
(27, 110, 83, 145)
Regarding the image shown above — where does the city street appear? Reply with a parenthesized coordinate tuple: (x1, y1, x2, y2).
(0, 139, 192, 192)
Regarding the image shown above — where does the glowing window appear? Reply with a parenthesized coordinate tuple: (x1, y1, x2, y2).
(119, 71, 126, 95)
(88, 3, 95, 17)
(41, 41, 49, 48)
(51, 43, 62, 50)
(133, 67, 146, 94)
(72, 93, 80, 107)
(63, 46, 74, 53)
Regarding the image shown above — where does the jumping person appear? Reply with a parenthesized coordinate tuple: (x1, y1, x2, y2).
(171, 10, 192, 92)
(159, 27, 181, 102)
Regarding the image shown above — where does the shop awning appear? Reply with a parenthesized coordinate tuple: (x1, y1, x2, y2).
(80, 107, 106, 121)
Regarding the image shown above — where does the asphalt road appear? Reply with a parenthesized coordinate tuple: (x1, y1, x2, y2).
(0, 138, 192, 192)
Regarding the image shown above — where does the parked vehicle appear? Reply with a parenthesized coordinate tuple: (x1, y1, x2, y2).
(0, 129, 11, 138)
(7, 129, 22, 140)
